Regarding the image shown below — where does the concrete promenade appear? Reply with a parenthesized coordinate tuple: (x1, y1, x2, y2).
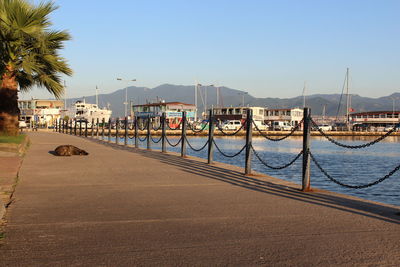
(0, 132, 400, 266)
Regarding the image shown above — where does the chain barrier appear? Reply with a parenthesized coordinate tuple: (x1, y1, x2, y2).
(165, 136, 182, 147)
(252, 119, 303, 141)
(127, 133, 136, 139)
(310, 119, 399, 149)
(150, 135, 162, 144)
(184, 136, 209, 152)
(187, 122, 209, 133)
(309, 151, 400, 189)
(213, 140, 246, 158)
(251, 144, 303, 170)
(166, 120, 183, 130)
(216, 123, 245, 136)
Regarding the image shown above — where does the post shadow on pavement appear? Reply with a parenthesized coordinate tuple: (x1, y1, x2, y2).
(90, 138, 400, 225)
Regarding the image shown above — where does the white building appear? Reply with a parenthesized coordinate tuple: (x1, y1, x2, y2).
(212, 106, 304, 126)
(264, 108, 304, 127)
(18, 99, 64, 127)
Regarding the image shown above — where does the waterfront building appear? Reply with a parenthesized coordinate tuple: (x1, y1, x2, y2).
(212, 106, 265, 123)
(18, 99, 64, 127)
(263, 108, 304, 127)
(212, 106, 303, 127)
(350, 111, 400, 130)
(132, 101, 196, 128)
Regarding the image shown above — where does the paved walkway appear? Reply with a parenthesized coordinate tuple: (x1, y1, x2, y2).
(0, 132, 400, 266)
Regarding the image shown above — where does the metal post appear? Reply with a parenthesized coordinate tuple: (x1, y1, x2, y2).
(245, 109, 253, 175)
(69, 119, 72, 135)
(161, 113, 167, 153)
(108, 118, 112, 142)
(302, 107, 311, 191)
(101, 118, 105, 140)
(62, 119, 65, 133)
(146, 115, 151, 150)
(54, 119, 57, 132)
(96, 118, 99, 137)
(79, 120, 82, 136)
(91, 118, 94, 138)
(181, 111, 187, 157)
(124, 116, 128, 146)
(74, 119, 77, 135)
(85, 120, 88, 137)
(59, 119, 62, 133)
(116, 119, 119, 144)
(134, 116, 139, 148)
(207, 109, 215, 164)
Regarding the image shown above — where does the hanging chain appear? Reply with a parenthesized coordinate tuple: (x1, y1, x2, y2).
(251, 144, 303, 170)
(309, 151, 400, 189)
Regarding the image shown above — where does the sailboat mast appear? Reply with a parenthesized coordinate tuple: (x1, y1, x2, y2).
(194, 82, 198, 121)
(345, 68, 350, 126)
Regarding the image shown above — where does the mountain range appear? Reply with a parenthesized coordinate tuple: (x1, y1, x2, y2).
(68, 84, 400, 117)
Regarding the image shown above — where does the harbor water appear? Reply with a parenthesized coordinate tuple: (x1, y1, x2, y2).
(108, 135, 400, 206)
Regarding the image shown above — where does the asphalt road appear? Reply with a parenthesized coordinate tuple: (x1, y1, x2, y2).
(0, 132, 399, 266)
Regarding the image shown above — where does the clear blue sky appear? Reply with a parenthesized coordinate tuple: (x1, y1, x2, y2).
(23, 0, 400, 100)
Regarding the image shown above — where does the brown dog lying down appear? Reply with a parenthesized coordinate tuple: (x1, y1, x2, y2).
(54, 145, 89, 156)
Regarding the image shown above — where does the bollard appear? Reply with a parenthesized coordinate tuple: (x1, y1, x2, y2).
(85, 120, 88, 137)
(134, 117, 139, 148)
(79, 120, 82, 136)
(91, 118, 94, 138)
(207, 109, 215, 164)
(125, 116, 128, 146)
(245, 109, 253, 175)
(69, 119, 73, 135)
(181, 111, 187, 157)
(54, 119, 57, 132)
(302, 107, 311, 191)
(161, 113, 166, 153)
(147, 115, 151, 150)
(96, 118, 99, 137)
(108, 118, 112, 142)
(59, 119, 62, 133)
(116, 119, 119, 144)
(101, 118, 105, 140)
(74, 119, 77, 135)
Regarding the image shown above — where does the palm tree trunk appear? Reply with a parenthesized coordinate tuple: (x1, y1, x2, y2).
(0, 68, 20, 136)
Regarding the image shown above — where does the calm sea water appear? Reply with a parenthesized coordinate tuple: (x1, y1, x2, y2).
(107, 135, 400, 206)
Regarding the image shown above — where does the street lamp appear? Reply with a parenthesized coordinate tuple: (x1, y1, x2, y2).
(238, 92, 248, 107)
(117, 78, 136, 117)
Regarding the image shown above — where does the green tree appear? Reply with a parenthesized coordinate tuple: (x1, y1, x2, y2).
(0, 0, 72, 135)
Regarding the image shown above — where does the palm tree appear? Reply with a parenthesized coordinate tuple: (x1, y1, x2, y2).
(0, 0, 72, 135)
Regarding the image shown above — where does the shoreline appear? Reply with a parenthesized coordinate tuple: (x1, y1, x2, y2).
(38, 128, 400, 137)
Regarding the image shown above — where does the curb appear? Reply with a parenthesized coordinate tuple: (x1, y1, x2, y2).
(0, 135, 30, 220)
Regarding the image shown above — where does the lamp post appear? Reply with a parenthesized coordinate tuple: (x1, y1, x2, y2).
(238, 92, 248, 107)
(117, 78, 136, 117)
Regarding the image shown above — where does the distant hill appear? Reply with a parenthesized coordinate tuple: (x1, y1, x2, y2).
(67, 84, 400, 117)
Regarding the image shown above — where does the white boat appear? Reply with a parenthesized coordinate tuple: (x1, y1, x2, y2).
(61, 99, 112, 123)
